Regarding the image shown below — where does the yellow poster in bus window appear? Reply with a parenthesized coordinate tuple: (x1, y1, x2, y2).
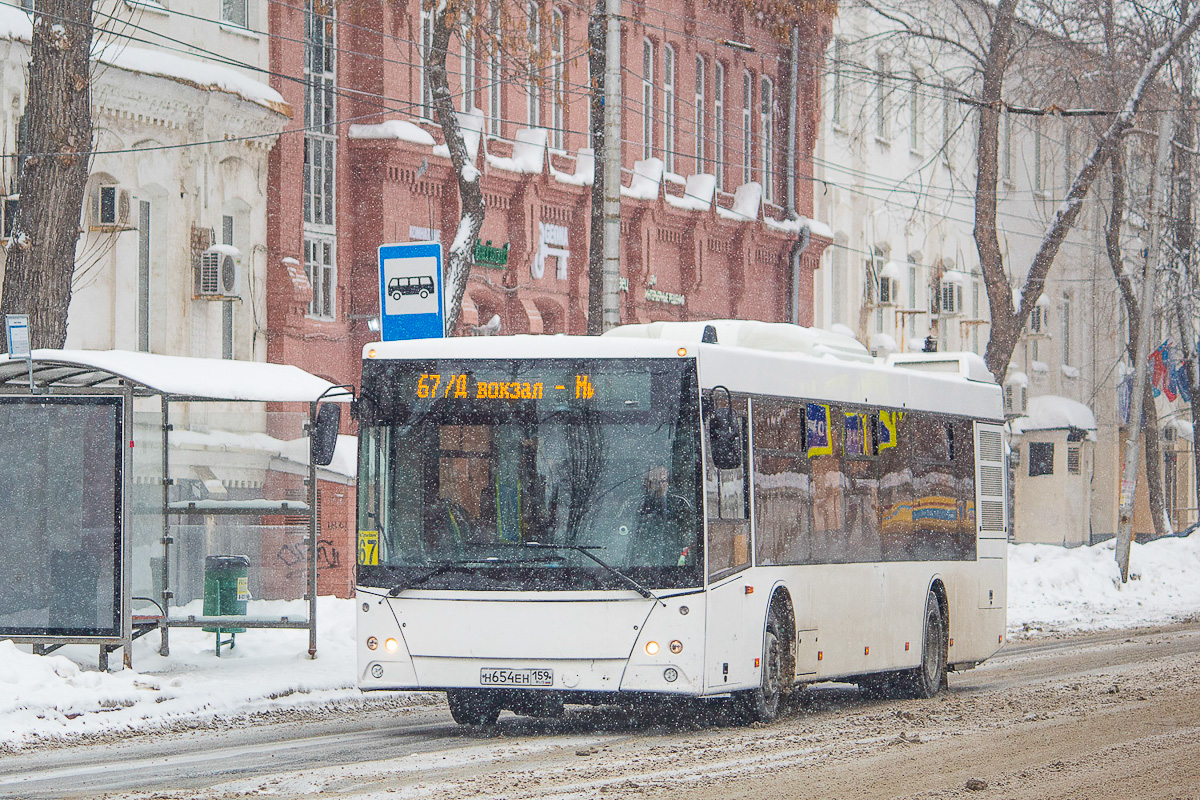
(806, 403, 833, 457)
(358, 530, 380, 566)
(878, 410, 901, 451)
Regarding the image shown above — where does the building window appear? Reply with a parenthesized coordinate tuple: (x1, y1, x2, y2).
(306, 236, 336, 320)
(550, 8, 564, 149)
(694, 55, 706, 173)
(221, 0, 248, 27)
(1028, 442, 1054, 477)
(663, 44, 676, 173)
(526, 0, 540, 128)
(742, 69, 752, 186)
(874, 53, 891, 141)
(642, 39, 655, 159)
(908, 263, 917, 336)
(304, 0, 336, 230)
(488, 1, 502, 136)
(1034, 117, 1044, 195)
(909, 70, 922, 151)
(760, 76, 773, 202)
(305, 0, 336, 321)
(462, 17, 476, 111)
(714, 61, 725, 189)
(831, 38, 845, 129)
(1061, 295, 1072, 365)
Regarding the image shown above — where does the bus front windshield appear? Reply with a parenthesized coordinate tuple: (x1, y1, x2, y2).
(357, 358, 702, 592)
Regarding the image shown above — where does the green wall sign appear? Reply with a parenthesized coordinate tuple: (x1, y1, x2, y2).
(474, 240, 509, 268)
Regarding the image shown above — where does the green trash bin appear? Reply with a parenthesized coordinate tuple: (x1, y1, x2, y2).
(202, 555, 250, 656)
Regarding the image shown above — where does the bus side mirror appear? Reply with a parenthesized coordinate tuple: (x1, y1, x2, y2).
(706, 386, 741, 470)
(311, 403, 342, 466)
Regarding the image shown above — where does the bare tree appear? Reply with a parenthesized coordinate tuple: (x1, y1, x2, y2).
(1, 0, 94, 351)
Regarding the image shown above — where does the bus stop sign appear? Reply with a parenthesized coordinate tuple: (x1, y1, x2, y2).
(378, 241, 445, 341)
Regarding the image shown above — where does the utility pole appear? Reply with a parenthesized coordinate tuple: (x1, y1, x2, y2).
(1117, 116, 1173, 583)
(601, 0, 622, 331)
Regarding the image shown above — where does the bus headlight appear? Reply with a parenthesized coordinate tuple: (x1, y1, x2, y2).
(645, 641, 660, 656)
(366, 636, 378, 650)
(385, 638, 399, 653)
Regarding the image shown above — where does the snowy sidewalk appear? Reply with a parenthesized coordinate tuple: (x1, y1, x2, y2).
(5, 535, 1200, 750)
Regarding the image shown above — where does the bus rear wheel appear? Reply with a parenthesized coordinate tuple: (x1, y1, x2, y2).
(897, 591, 946, 699)
(446, 689, 502, 725)
(734, 607, 785, 723)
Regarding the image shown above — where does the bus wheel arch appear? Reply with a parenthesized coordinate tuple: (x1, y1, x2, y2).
(734, 587, 795, 724)
(928, 578, 949, 689)
(768, 587, 798, 697)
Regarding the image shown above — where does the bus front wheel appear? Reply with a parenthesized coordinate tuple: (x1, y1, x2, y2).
(446, 689, 502, 725)
(733, 607, 785, 723)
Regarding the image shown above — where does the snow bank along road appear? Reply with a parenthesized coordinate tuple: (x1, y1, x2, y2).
(3, 621, 1200, 800)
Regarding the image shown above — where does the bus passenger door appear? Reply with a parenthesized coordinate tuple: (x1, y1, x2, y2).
(704, 397, 754, 692)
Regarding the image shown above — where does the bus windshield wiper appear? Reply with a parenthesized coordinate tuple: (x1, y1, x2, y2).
(521, 542, 666, 606)
(387, 561, 480, 596)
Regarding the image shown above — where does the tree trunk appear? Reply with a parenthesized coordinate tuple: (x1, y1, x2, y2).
(586, 0, 605, 335)
(977, 3, 1200, 383)
(1, 0, 94, 351)
(1107, 145, 1171, 539)
(974, 0, 1019, 381)
(428, 5, 485, 337)
(1170, 4, 1200, 520)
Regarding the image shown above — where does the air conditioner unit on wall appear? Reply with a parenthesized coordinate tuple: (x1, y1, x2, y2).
(197, 245, 243, 299)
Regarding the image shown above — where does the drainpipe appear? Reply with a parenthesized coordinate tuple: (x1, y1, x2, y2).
(789, 224, 811, 325)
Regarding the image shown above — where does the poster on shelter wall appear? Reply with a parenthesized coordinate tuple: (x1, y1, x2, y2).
(0, 396, 123, 639)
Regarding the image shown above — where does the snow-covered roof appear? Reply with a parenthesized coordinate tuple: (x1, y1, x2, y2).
(348, 119, 436, 145)
(0, 350, 349, 402)
(0, 8, 287, 114)
(763, 214, 835, 240)
(1011, 394, 1097, 437)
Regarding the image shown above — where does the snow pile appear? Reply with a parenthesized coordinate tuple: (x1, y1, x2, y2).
(486, 127, 547, 174)
(348, 119, 436, 145)
(550, 147, 594, 186)
(716, 181, 763, 221)
(1008, 534, 1200, 636)
(664, 173, 716, 211)
(0, 597, 397, 749)
(621, 158, 664, 201)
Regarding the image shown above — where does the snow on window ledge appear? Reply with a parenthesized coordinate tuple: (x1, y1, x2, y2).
(1031, 360, 1049, 374)
(125, 0, 169, 17)
(1061, 364, 1080, 379)
(219, 22, 261, 41)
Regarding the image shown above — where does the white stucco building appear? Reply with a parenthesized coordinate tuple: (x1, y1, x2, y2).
(812, 0, 1150, 544)
(0, 0, 288, 361)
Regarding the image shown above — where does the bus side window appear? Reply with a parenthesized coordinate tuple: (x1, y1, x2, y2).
(752, 398, 813, 566)
(706, 396, 749, 580)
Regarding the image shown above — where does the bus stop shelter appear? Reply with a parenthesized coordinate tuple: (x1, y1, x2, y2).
(0, 349, 351, 669)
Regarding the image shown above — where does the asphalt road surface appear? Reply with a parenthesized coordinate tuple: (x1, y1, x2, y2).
(3, 622, 1199, 800)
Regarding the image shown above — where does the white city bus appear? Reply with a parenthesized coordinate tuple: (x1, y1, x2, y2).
(354, 320, 1007, 724)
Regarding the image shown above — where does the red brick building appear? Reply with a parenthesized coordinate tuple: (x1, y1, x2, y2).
(266, 0, 833, 391)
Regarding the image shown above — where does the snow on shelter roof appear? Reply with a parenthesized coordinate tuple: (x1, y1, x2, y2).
(1011, 394, 1097, 437)
(0, 350, 348, 402)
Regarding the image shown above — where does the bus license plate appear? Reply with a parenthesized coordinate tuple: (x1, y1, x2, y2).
(479, 668, 554, 687)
